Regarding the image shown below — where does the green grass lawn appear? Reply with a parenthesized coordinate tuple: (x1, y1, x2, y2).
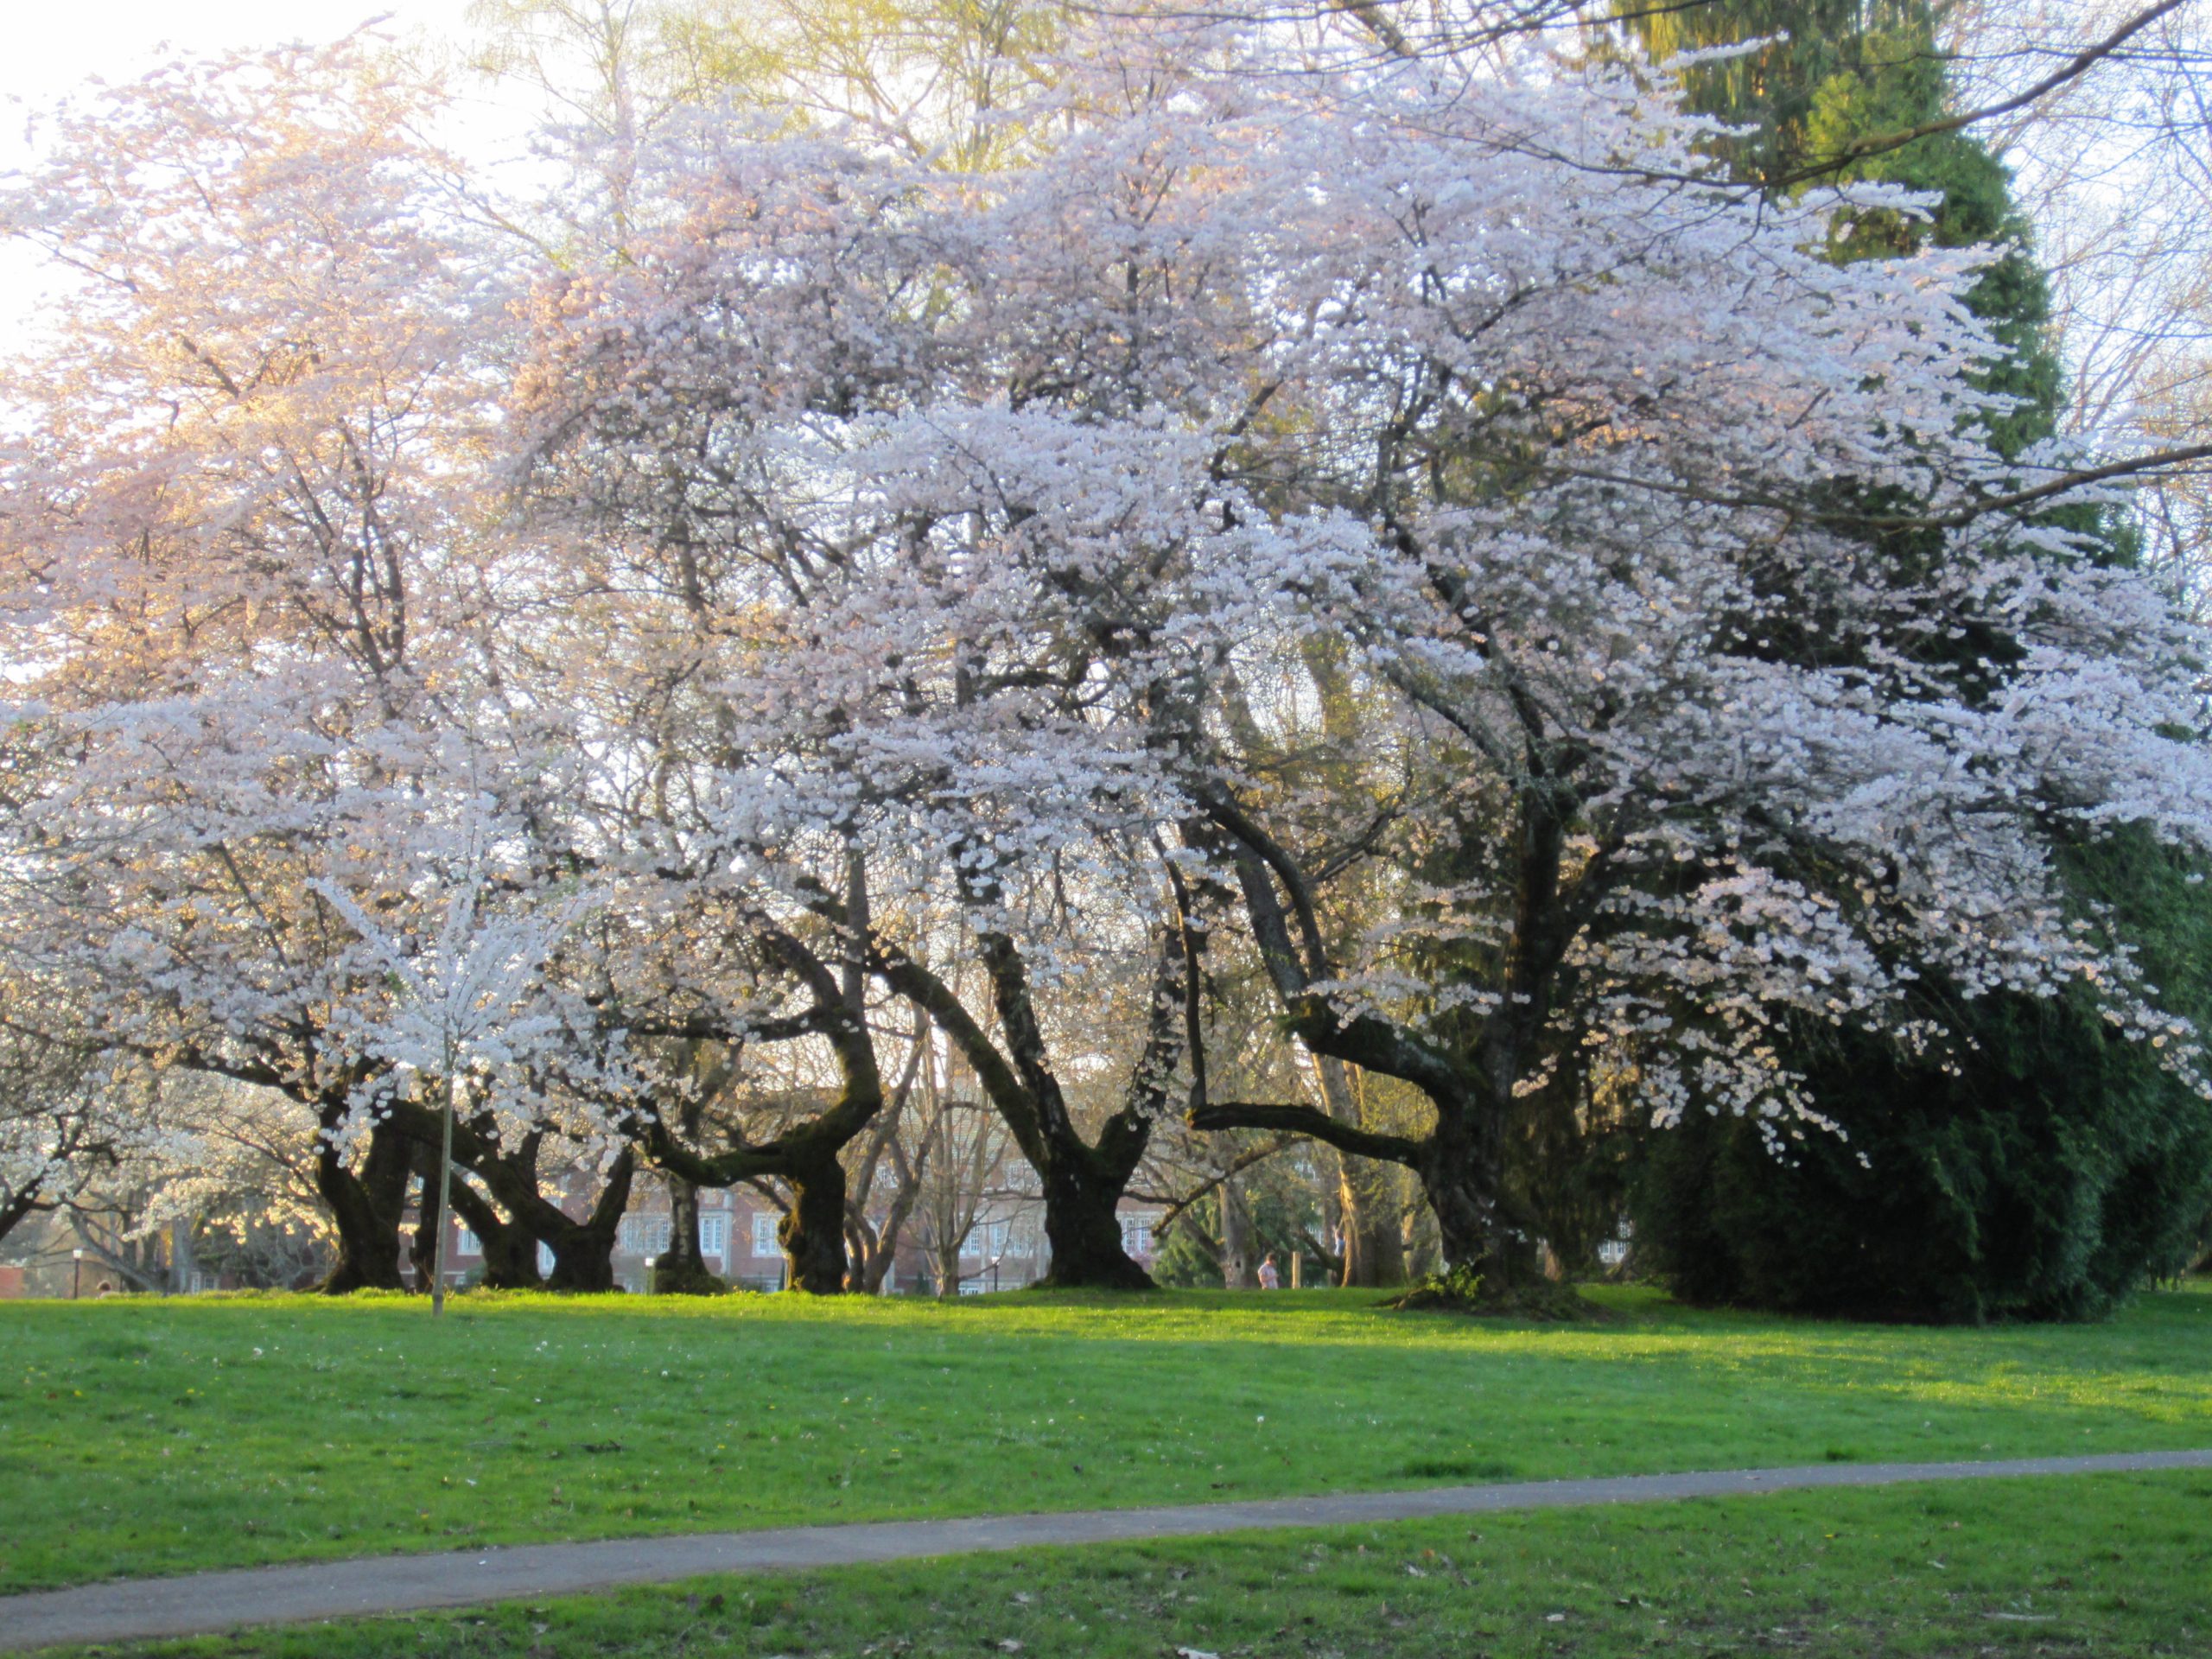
(51, 1471, 2212, 1657)
(4, 1282, 2209, 1596)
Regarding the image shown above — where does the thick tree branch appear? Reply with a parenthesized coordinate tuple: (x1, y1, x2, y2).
(1189, 1098, 1424, 1166)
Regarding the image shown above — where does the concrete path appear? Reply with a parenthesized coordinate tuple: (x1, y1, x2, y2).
(3, 1448, 2207, 1653)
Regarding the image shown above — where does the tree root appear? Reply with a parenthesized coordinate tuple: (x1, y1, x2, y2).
(1388, 1266, 1610, 1320)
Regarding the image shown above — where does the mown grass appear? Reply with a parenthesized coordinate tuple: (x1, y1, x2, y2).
(54, 1471, 2212, 1657)
(3, 1282, 2209, 1594)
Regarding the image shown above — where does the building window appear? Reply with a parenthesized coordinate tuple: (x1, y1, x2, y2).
(752, 1211, 779, 1257)
(700, 1214, 728, 1258)
(979, 1220, 1010, 1258)
(1121, 1216, 1154, 1255)
(618, 1216, 671, 1256)
(537, 1242, 556, 1276)
(456, 1226, 481, 1256)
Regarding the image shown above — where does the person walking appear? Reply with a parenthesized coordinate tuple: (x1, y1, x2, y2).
(1257, 1252, 1281, 1290)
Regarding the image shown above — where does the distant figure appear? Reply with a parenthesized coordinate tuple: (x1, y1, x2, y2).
(1257, 1253, 1281, 1290)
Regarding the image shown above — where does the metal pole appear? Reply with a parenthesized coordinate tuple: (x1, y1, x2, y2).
(431, 1058, 457, 1319)
(72, 1249, 82, 1300)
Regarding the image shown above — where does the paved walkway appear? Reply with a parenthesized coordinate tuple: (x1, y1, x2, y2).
(4, 1449, 2207, 1652)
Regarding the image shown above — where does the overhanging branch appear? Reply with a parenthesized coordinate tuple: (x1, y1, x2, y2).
(1189, 1099, 1425, 1166)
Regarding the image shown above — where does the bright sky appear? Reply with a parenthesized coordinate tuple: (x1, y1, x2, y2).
(0, 3, 520, 349)
(2, 3, 461, 128)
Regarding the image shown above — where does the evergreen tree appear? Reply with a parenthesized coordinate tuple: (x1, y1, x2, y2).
(1619, 0, 2212, 1318)
(1632, 0, 2062, 454)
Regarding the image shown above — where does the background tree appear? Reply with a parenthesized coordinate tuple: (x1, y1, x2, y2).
(1615, 0, 2212, 1318)
(0, 1001, 119, 1250)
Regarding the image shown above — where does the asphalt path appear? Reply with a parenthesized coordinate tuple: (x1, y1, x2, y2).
(4, 1448, 2207, 1652)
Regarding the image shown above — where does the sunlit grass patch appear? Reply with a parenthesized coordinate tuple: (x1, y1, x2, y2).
(2, 1280, 2206, 1592)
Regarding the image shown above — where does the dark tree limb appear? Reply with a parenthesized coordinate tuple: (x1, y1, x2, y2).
(1190, 1099, 1425, 1166)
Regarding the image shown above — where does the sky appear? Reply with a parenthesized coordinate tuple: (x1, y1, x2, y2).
(2, 3, 460, 130)
(0, 3, 515, 345)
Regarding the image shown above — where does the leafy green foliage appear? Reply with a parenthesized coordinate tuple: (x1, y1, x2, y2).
(1638, 836, 2212, 1319)
(1147, 1185, 1322, 1290)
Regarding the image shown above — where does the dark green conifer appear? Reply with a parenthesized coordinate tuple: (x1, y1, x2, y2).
(1618, 0, 2212, 1317)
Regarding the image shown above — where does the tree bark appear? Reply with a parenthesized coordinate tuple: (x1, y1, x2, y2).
(842, 1023, 930, 1293)
(931, 1216, 963, 1294)
(380, 1100, 636, 1294)
(651, 1171, 725, 1294)
(1191, 766, 1586, 1298)
(1312, 1055, 1405, 1287)
(1337, 1156, 1406, 1287)
(1219, 1173, 1258, 1289)
(781, 1152, 850, 1294)
(407, 1199, 438, 1290)
(633, 925, 889, 1294)
(545, 1150, 633, 1292)
(1038, 1148, 1154, 1290)
(1414, 1113, 1539, 1288)
(873, 930, 1172, 1292)
(168, 1217, 195, 1294)
(0, 1179, 48, 1250)
(314, 1115, 411, 1294)
(443, 1173, 543, 1291)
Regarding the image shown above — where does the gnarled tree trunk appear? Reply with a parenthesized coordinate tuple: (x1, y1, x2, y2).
(545, 1151, 633, 1292)
(652, 1171, 725, 1295)
(443, 1173, 543, 1291)
(1038, 1144, 1153, 1291)
(781, 1152, 851, 1294)
(315, 1113, 411, 1294)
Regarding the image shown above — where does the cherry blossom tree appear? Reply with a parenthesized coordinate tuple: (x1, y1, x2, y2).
(0, 40, 563, 1291)
(523, 2, 2212, 1299)
(314, 833, 589, 1313)
(0, 997, 125, 1249)
(11, 2, 2212, 1309)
